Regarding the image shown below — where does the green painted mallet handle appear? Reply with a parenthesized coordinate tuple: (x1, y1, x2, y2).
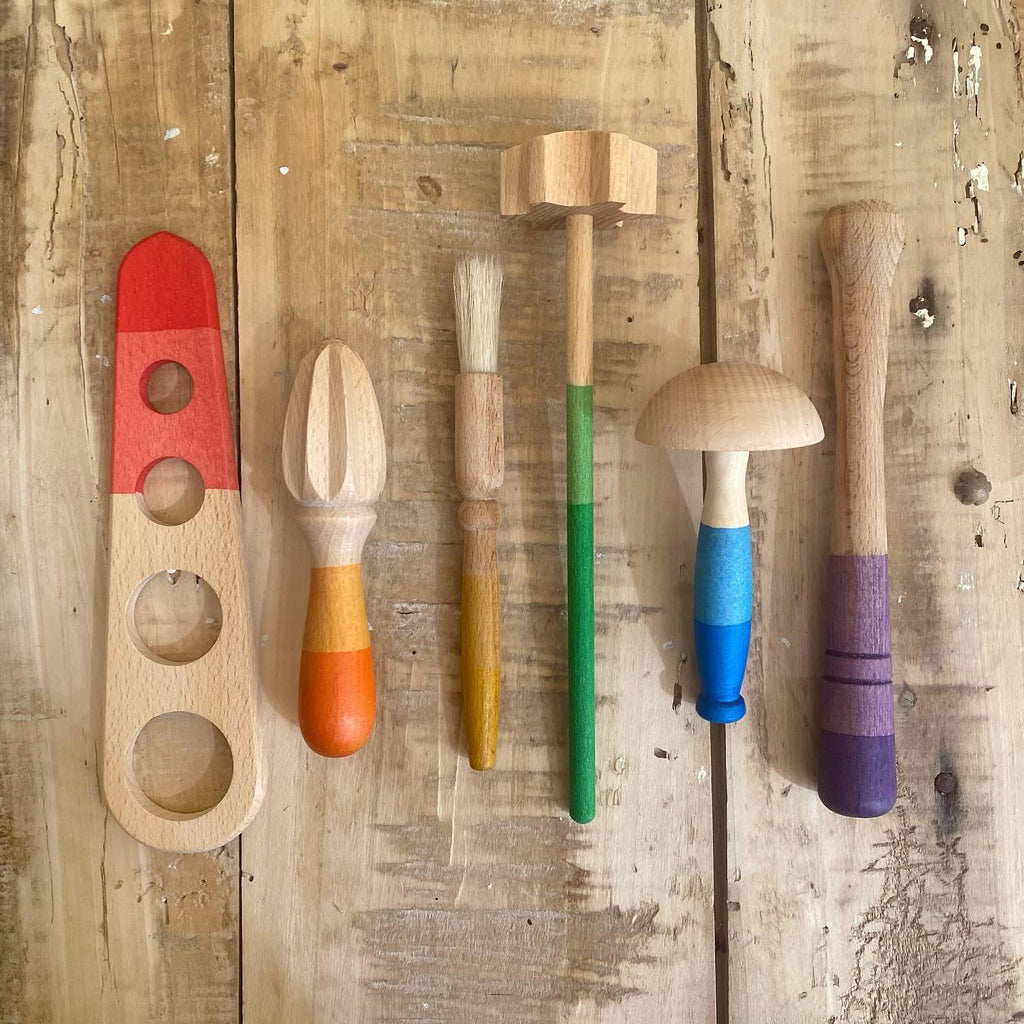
(566, 213, 595, 824)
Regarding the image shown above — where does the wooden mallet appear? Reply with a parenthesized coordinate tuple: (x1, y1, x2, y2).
(636, 362, 823, 722)
(501, 130, 657, 823)
(818, 201, 905, 817)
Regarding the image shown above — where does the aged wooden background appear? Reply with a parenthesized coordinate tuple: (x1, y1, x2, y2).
(1, 0, 1021, 1021)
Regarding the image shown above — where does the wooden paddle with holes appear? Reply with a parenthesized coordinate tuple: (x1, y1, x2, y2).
(501, 130, 657, 823)
(282, 342, 386, 757)
(103, 231, 264, 853)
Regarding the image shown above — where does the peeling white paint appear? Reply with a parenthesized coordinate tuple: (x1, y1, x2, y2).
(969, 163, 989, 191)
(662, 640, 675, 650)
(279, 165, 290, 175)
(779, 636, 792, 648)
(94, 353, 110, 367)
(100, 293, 111, 303)
(205, 150, 220, 168)
(957, 226, 968, 245)
(896, 593, 904, 604)
(895, 140, 903, 149)
(913, 307, 936, 329)
(260, 634, 271, 646)
(952, 119, 963, 170)
(911, 28, 933, 62)
(956, 571, 975, 592)
(162, 21, 173, 35)
(30, 305, 43, 315)
(697, 765, 709, 783)
(966, 42, 982, 103)
(1012, 153, 1024, 195)
(952, 38, 981, 109)
(163, 127, 180, 140)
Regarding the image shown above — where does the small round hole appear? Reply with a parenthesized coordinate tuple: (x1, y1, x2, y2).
(127, 570, 222, 664)
(145, 361, 193, 413)
(137, 458, 205, 525)
(131, 712, 233, 815)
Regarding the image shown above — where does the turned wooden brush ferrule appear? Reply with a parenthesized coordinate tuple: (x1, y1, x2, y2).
(455, 372, 503, 770)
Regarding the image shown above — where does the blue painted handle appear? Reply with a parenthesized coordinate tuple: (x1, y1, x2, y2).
(693, 524, 752, 723)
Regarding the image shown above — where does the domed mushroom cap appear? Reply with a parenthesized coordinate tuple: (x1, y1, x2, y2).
(636, 361, 824, 452)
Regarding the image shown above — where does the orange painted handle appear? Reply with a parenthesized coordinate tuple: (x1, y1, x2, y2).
(461, 522, 501, 771)
(299, 564, 375, 757)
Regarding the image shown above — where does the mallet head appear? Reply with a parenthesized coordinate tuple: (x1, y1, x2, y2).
(500, 130, 658, 229)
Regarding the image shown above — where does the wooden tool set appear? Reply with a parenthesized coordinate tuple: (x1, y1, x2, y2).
(103, 174, 906, 850)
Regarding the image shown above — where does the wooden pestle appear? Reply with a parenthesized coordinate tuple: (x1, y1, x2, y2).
(818, 200, 905, 817)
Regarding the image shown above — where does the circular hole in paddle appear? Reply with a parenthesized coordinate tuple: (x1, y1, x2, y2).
(131, 712, 233, 815)
(144, 360, 194, 413)
(137, 457, 205, 525)
(127, 570, 222, 664)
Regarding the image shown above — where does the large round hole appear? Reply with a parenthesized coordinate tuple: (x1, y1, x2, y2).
(137, 458, 205, 525)
(131, 712, 233, 815)
(127, 570, 222, 664)
(145, 361, 193, 413)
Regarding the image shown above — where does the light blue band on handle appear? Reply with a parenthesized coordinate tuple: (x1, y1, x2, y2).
(694, 524, 752, 723)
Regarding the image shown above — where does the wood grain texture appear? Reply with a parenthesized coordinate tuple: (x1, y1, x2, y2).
(818, 202, 905, 818)
(234, 0, 710, 1018)
(706, 0, 1024, 1018)
(105, 235, 263, 851)
(283, 342, 386, 757)
(635, 360, 824, 453)
(0, 0, 241, 1018)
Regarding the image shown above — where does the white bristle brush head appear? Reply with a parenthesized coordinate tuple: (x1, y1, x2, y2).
(454, 254, 502, 374)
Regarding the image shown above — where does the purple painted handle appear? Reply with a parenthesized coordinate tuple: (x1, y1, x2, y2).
(818, 554, 896, 817)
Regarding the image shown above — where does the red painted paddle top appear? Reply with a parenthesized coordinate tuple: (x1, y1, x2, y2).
(111, 233, 238, 494)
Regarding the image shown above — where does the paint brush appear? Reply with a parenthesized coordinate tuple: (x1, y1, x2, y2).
(454, 254, 504, 770)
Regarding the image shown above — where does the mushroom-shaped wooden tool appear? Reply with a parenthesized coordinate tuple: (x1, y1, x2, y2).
(636, 362, 823, 722)
(283, 342, 386, 757)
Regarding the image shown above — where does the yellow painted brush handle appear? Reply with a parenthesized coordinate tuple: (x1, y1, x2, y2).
(459, 500, 501, 770)
(299, 563, 375, 757)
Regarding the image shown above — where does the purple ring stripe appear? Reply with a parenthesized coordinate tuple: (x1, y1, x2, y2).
(823, 674, 893, 687)
(820, 679, 894, 737)
(824, 650, 891, 660)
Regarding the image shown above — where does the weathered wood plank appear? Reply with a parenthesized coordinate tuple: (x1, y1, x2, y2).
(706, 0, 1024, 1019)
(1, 1, 239, 1019)
(234, 1, 712, 1019)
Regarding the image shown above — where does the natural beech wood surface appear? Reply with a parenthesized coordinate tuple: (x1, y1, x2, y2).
(1, 0, 242, 1019)
(706, 0, 1024, 1019)
(235, 0, 708, 1018)
(105, 491, 264, 850)
(500, 130, 658, 229)
(635, 361, 824, 454)
(820, 201, 905, 556)
(283, 342, 386, 757)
